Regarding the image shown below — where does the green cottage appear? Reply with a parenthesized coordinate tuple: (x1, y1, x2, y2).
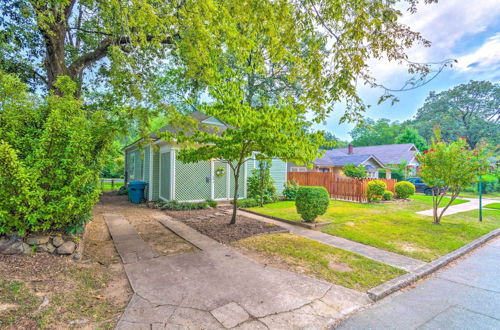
(123, 112, 287, 202)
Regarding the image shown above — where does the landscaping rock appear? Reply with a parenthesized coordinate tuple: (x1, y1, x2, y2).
(52, 236, 65, 247)
(36, 243, 56, 254)
(2, 242, 31, 255)
(26, 235, 50, 245)
(56, 241, 76, 255)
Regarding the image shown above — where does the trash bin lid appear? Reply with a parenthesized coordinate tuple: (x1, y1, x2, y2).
(129, 181, 148, 186)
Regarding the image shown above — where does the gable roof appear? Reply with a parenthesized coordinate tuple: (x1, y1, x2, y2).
(314, 153, 386, 169)
(332, 144, 419, 164)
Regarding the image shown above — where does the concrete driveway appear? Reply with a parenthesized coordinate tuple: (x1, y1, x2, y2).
(105, 213, 371, 329)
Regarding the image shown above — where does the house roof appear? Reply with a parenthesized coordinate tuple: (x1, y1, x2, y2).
(331, 144, 419, 164)
(123, 111, 228, 150)
(314, 153, 386, 169)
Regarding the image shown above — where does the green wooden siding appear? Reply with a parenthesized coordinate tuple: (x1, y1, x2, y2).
(229, 163, 246, 198)
(160, 152, 171, 200)
(175, 159, 212, 201)
(270, 159, 287, 196)
(151, 147, 160, 200)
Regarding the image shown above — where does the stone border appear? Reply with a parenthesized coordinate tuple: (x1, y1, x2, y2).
(367, 228, 500, 301)
(240, 209, 330, 230)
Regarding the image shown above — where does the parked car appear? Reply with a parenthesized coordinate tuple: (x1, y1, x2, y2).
(405, 177, 435, 196)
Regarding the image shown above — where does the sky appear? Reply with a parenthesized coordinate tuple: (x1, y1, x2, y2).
(318, 0, 500, 141)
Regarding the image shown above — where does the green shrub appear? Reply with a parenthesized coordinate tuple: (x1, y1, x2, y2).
(367, 180, 386, 202)
(206, 199, 218, 208)
(295, 186, 330, 222)
(247, 161, 278, 206)
(232, 198, 260, 208)
(382, 190, 394, 201)
(342, 163, 367, 178)
(395, 181, 416, 199)
(158, 200, 209, 211)
(283, 180, 300, 201)
(0, 73, 111, 235)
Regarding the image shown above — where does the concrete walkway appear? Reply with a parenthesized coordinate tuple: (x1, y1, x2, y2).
(105, 213, 372, 329)
(417, 197, 497, 217)
(334, 237, 500, 330)
(240, 210, 426, 272)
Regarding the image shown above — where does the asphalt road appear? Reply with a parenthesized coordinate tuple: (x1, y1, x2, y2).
(334, 237, 500, 330)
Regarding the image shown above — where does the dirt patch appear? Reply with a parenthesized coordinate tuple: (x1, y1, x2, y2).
(394, 241, 433, 254)
(328, 260, 353, 272)
(166, 208, 287, 243)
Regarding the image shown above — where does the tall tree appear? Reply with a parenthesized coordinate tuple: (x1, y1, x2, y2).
(411, 81, 500, 148)
(321, 132, 348, 150)
(395, 127, 428, 151)
(350, 118, 401, 146)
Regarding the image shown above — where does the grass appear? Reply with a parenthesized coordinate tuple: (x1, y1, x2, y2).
(100, 181, 124, 192)
(485, 202, 500, 210)
(0, 280, 40, 327)
(459, 191, 500, 199)
(248, 195, 500, 262)
(233, 233, 405, 291)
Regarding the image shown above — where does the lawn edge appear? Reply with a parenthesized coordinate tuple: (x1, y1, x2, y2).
(367, 228, 500, 301)
(241, 208, 330, 230)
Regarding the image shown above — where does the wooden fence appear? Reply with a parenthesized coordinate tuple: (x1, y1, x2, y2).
(287, 172, 397, 202)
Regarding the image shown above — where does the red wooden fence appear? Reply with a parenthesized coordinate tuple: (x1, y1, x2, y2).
(287, 172, 397, 202)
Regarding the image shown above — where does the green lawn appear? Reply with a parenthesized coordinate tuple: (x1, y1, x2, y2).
(247, 196, 500, 262)
(485, 202, 500, 210)
(458, 191, 500, 199)
(233, 233, 405, 291)
(100, 181, 124, 192)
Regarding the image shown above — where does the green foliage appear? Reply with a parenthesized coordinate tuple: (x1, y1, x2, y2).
(233, 198, 261, 208)
(321, 132, 348, 150)
(295, 187, 330, 222)
(416, 131, 490, 224)
(350, 119, 401, 147)
(283, 180, 300, 201)
(206, 199, 218, 208)
(395, 127, 428, 151)
(395, 181, 416, 199)
(247, 161, 278, 206)
(367, 180, 387, 202)
(0, 72, 112, 235)
(410, 81, 500, 148)
(157, 200, 209, 211)
(342, 163, 367, 178)
(383, 191, 394, 201)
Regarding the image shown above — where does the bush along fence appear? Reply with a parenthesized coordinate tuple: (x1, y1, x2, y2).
(287, 172, 397, 202)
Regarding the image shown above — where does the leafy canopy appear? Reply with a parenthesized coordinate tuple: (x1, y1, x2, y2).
(342, 163, 367, 178)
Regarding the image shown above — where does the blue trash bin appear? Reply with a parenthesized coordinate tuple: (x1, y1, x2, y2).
(128, 181, 148, 204)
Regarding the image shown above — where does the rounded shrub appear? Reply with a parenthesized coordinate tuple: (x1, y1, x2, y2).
(383, 190, 394, 201)
(295, 186, 330, 222)
(366, 180, 386, 202)
(395, 181, 416, 199)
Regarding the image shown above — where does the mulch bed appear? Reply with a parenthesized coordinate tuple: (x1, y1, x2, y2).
(165, 208, 287, 243)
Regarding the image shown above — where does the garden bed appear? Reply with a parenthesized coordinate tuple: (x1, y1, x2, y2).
(165, 208, 287, 243)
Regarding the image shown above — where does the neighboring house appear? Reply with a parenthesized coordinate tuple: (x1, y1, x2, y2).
(289, 143, 420, 179)
(123, 112, 287, 202)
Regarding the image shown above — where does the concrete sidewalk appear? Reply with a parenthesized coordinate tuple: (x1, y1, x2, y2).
(105, 213, 372, 329)
(334, 237, 500, 330)
(417, 197, 497, 217)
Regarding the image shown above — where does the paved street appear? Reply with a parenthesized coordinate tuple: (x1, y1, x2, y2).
(334, 237, 500, 330)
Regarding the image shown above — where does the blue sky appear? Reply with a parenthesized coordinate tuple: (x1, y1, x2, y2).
(318, 0, 500, 140)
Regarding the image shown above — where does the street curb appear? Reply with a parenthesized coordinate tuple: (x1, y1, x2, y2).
(367, 228, 500, 301)
(240, 208, 330, 230)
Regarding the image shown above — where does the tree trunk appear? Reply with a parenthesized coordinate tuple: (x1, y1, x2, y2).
(230, 165, 241, 225)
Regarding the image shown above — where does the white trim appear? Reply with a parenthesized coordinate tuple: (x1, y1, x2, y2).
(148, 145, 154, 201)
(129, 152, 136, 181)
(171, 149, 176, 200)
(210, 160, 215, 200)
(159, 150, 166, 201)
(226, 162, 231, 199)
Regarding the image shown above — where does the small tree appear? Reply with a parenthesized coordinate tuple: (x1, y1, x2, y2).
(416, 132, 489, 224)
(247, 161, 277, 207)
(342, 163, 367, 178)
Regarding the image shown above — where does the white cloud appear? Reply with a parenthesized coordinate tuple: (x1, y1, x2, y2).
(454, 33, 500, 80)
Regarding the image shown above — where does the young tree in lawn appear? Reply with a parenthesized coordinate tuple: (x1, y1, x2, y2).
(416, 130, 489, 224)
(172, 106, 325, 225)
